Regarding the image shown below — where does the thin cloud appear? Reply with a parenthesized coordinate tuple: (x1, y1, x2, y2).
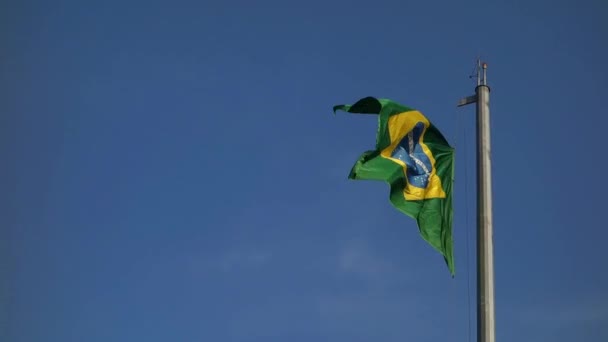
(186, 249, 272, 273)
(337, 239, 396, 281)
(520, 296, 608, 324)
(217, 250, 272, 272)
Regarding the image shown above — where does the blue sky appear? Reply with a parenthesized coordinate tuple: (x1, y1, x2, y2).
(2, 0, 607, 341)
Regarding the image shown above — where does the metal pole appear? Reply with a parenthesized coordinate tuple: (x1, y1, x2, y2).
(476, 62, 495, 342)
(457, 60, 496, 342)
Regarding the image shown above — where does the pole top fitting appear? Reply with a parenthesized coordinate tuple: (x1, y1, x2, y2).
(479, 60, 488, 86)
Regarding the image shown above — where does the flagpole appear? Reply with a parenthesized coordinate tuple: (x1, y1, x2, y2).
(458, 60, 496, 342)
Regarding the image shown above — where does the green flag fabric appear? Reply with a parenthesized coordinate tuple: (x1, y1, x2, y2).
(334, 96, 455, 275)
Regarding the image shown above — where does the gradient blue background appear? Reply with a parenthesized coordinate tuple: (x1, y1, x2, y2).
(2, 0, 607, 341)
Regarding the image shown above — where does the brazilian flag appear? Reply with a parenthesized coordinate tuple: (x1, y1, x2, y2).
(334, 97, 455, 275)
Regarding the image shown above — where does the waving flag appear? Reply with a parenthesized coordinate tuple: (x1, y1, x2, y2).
(334, 97, 455, 275)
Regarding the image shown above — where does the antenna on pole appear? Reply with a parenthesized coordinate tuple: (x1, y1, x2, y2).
(477, 59, 481, 86)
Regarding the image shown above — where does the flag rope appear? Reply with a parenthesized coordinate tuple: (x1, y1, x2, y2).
(460, 103, 474, 342)
(454, 100, 474, 342)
